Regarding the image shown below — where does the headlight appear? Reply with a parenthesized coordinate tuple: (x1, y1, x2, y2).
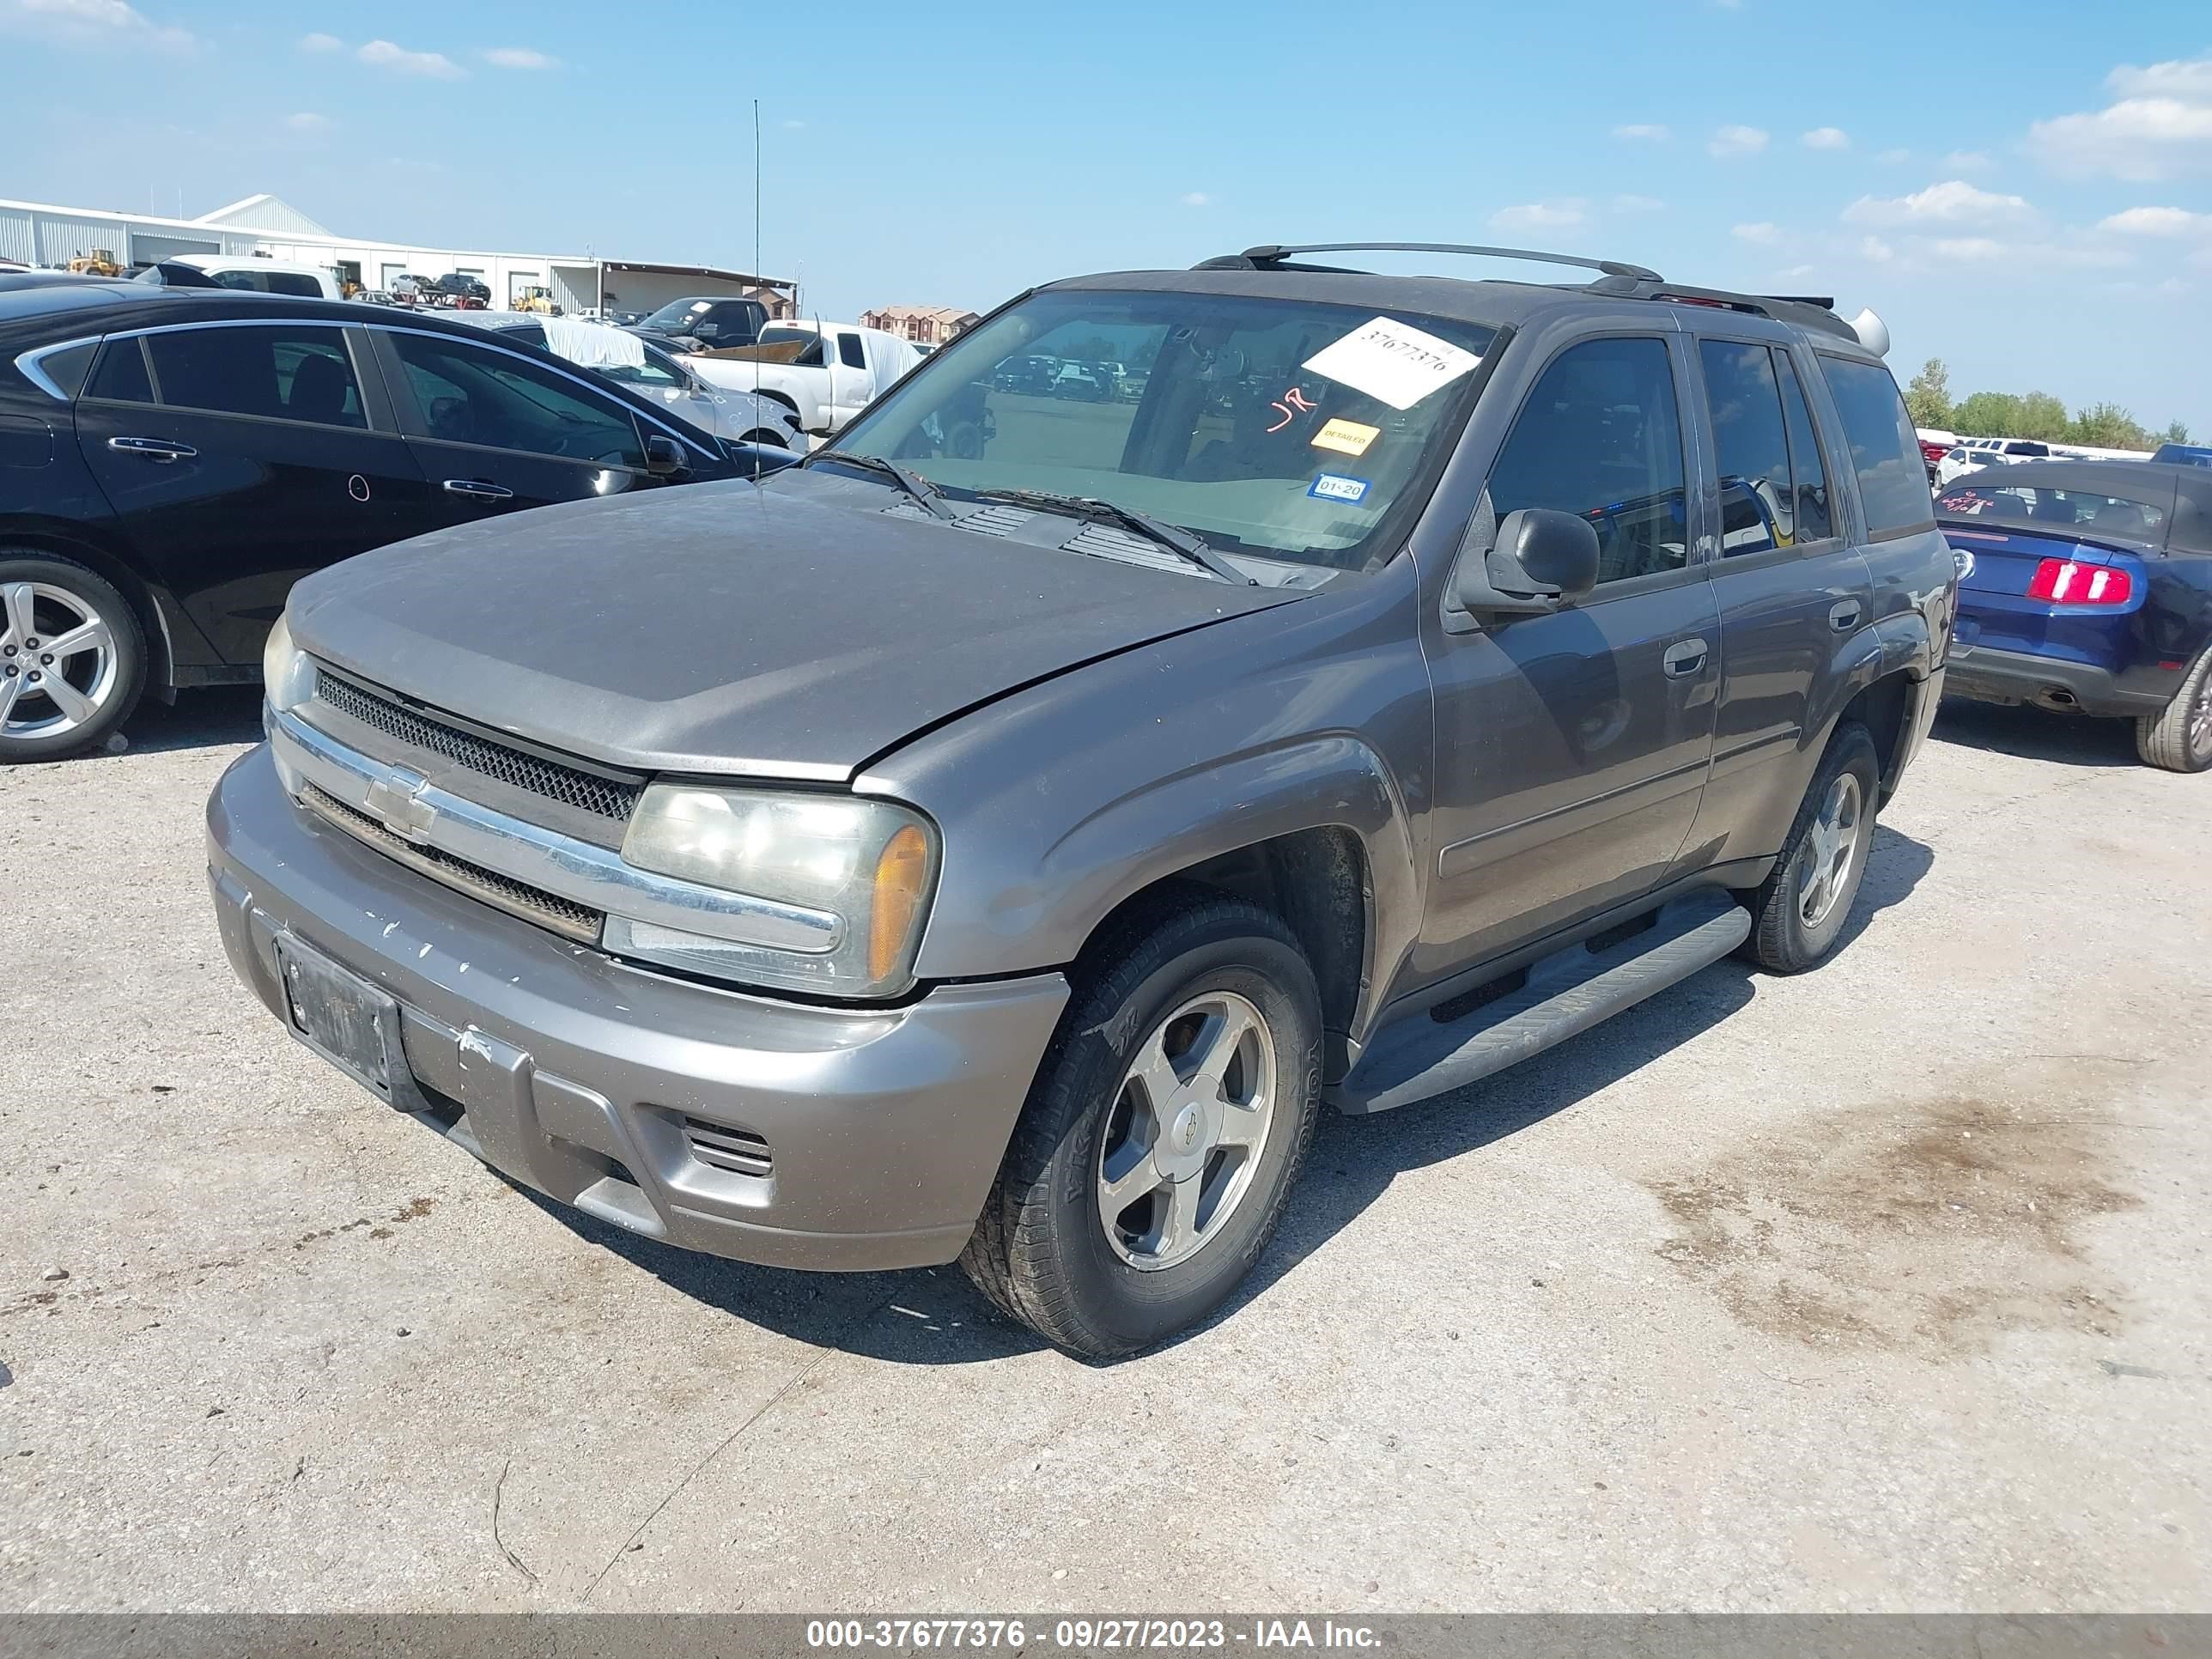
(605, 785, 938, 998)
(261, 613, 313, 712)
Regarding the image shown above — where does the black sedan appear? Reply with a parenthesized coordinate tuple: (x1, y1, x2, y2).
(0, 277, 748, 761)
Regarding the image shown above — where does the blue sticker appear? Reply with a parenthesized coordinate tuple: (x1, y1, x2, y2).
(1309, 472, 1370, 504)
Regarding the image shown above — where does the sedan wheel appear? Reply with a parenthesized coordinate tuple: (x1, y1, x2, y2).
(0, 556, 145, 763)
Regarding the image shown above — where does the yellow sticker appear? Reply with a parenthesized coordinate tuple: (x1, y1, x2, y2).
(1311, 417, 1380, 458)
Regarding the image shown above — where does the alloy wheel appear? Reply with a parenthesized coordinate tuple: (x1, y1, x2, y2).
(0, 581, 118, 744)
(1796, 772, 1866, 929)
(1097, 990, 1277, 1272)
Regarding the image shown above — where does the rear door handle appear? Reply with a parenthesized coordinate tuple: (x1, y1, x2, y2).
(1662, 636, 1710, 678)
(107, 436, 196, 463)
(1829, 599, 1863, 632)
(441, 479, 514, 501)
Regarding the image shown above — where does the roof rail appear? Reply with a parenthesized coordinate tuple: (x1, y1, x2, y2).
(1195, 242, 1663, 282)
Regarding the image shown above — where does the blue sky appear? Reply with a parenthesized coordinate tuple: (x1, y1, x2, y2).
(5, 0, 2209, 430)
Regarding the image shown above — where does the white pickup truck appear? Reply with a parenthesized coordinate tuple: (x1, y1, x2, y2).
(683, 319, 922, 438)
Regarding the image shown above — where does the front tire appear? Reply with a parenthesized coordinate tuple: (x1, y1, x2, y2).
(2135, 643, 2212, 773)
(0, 553, 145, 764)
(1740, 720, 1881, 974)
(960, 888, 1322, 1358)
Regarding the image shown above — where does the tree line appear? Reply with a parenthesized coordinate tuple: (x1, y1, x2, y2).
(1904, 360, 2191, 450)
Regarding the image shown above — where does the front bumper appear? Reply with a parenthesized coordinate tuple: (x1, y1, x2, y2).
(207, 744, 1068, 1271)
(1942, 644, 2174, 717)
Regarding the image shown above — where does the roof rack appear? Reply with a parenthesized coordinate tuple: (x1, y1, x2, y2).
(1196, 242, 1662, 282)
(1192, 243, 1862, 343)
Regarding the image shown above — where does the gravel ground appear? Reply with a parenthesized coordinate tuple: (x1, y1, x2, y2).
(0, 688, 2206, 1613)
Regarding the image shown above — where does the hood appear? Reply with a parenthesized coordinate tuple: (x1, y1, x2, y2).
(287, 473, 1307, 781)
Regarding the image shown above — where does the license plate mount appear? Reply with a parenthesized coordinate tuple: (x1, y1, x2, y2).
(274, 933, 429, 1112)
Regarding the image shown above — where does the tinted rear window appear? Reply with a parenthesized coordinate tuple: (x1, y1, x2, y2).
(1817, 356, 1934, 538)
(86, 337, 154, 404)
(1936, 482, 2168, 538)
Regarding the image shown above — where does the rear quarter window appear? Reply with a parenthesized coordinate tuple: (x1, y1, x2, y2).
(1817, 356, 1936, 538)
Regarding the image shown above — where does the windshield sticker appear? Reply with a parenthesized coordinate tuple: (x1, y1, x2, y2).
(1311, 417, 1380, 458)
(1303, 317, 1481, 410)
(1266, 386, 1319, 433)
(1309, 473, 1371, 505)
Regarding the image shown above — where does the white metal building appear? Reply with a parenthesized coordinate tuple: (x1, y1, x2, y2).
(0, 192, 794, 317)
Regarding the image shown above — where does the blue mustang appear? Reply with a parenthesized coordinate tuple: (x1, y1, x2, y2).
(1939, 460, 2212, 771)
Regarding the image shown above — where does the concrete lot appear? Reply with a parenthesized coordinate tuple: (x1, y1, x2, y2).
(1, 688, 2206, 1613)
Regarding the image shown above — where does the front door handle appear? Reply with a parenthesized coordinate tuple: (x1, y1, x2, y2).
(107, 436, 196, 464)
(1662, 636, 1710, 678)
(441, 479, 514, 501)
(1829, 599, 1863, 632)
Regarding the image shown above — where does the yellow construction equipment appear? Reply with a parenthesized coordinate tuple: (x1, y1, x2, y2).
(512, 287, 560, 314)
(66, 248, 122, 276)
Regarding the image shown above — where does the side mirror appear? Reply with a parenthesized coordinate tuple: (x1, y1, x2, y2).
(644, 434, 688, 478)
(1453, 507, 1601, 617)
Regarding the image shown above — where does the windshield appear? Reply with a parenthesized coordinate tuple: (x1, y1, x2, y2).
(643, 299, 716, 331)
(829, 288, 1498, 570)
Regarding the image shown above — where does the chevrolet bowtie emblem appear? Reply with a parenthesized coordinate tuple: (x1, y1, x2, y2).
(363, 768, 437, 842)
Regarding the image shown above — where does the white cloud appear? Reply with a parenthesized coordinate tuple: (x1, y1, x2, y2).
(1802, 126, 1849, 150)
(2027, 52, 2212, 180)
(284, 111, 331, 131)
(1843, 179, 2035, 227)
(1861, 235, 1895, 263)
(1930, 237, 2005, 263)
(1783, 264, 1815, 277)
(1179, 191, 1213, 209)
(1611, 123, 1669, 143)
(1876, 147, 1911, 165)
(299, 30, 341, 51)
(781, 118, 805, 129)
(1708, 125, 1769, 158)
(1611, 193, 1664, 213)
(483, 45, 555, 69)
(1942, 149, 1993, 172)
(357, 37, 464, 78)
(1, 0, 194, 51)
(1731, 222, 1782, 245)
(1489, 199, 1587, 232)
(2098, 205, 2212, 237)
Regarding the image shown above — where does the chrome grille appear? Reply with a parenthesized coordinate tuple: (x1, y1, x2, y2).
(303, 784, 603, 941)
(313, 670, 641, 824)
(682, 1117, 774, 1178)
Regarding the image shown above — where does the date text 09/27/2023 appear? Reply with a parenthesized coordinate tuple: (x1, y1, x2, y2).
(803, 1618, 1383, 1650)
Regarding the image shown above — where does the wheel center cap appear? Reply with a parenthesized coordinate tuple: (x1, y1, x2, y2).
(1170, 1102, 1205, 1153)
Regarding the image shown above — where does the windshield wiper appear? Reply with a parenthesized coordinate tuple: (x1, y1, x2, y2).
(973, 489, 1253, 585)
(811, 450, 957, 520)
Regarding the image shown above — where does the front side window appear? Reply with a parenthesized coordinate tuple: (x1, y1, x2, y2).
(1488, 337, 1688, 585)
(832, 288, 1498, 570)
(387, 331, 646, 467)
(143, 325, 365, 427)
(1818, 356, 1934, 538)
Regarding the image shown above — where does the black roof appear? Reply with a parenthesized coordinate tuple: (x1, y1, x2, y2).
(1941, 459, 2212, 554)
(0, 282, 502, 349)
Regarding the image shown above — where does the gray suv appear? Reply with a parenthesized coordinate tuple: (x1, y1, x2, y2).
(206, 244, 1956, 1357)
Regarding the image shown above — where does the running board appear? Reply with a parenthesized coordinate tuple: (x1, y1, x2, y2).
(1328, 890, 1750, 1115)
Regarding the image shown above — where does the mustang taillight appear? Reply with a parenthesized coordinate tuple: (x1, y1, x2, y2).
(2026, 558, 2133, 605)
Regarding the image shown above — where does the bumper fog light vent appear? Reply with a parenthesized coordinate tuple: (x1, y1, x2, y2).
(683, 1117, 774, 1178)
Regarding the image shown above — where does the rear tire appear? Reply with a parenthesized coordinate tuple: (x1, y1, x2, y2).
(1739, 721, 1881, 974)
(959, 886, 1322, 1359)
(0, 552, 145, 764)
(2134, 643, 2212, 773)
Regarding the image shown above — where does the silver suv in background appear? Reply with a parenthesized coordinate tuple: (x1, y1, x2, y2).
(207, 244, 1955, 1357)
